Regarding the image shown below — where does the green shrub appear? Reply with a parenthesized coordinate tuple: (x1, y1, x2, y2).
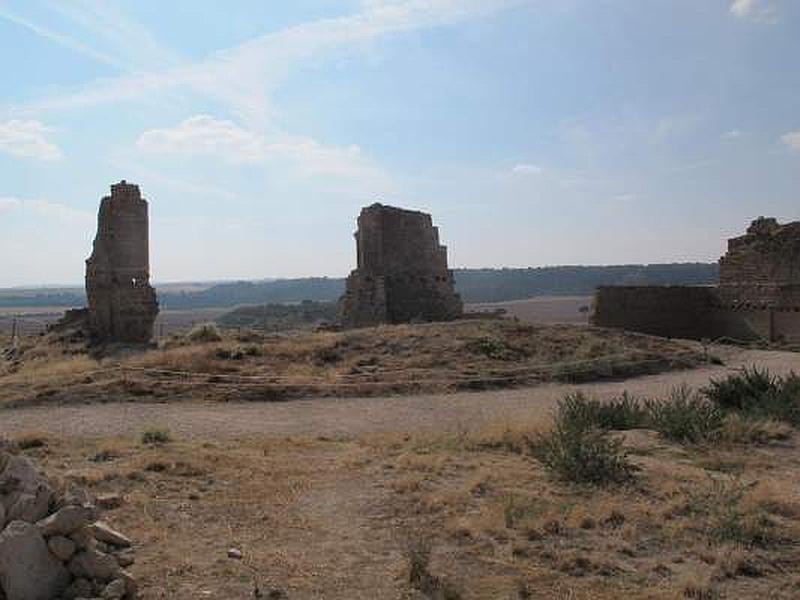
(702, 366, 777, 409)
(645, 385, 724, 443)
(557, 392, 648, 432)
(532, 410, 637, 485)
(702, 368, 800, 424)
(141, 427, 172, 445)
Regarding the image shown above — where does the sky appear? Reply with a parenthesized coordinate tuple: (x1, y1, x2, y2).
(0, 0, 798, 286)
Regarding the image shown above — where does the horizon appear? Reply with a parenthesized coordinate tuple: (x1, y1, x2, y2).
(1, 0, 799, 287)
(0, 260, 722, 292)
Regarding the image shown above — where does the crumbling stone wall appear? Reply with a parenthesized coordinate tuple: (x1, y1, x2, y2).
(592, 217, 800, 343)
(719, 217, 800, 308)
(339, 203, 463, 327)
(85, 181, 158, 343)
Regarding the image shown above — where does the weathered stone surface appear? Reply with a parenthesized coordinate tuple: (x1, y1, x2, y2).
(70, 525, 96, 550)
(101, 578, 126, 600)
(91, 521, 131, 548)
(119, 569, 137, 597)
(0, 454, 54, 523)
(38, 504, 92, 537)
(62, 577, 93, 600)
(0, 500, 5, 530)
(719, 216, 800, 308)
(85, 181, 158, 343)
(48, 534, 77, 561)
(0, 520, 70, 600)
(339, 203, 463, 327)
(68, 548, 121, 582)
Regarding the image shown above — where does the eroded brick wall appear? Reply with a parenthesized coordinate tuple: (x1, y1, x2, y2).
(85, 181, 158, 343)
(339, 203, 463, 327)
(719, 217, 800, 308)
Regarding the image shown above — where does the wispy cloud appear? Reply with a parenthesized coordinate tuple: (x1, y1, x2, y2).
(723, 129, 742, 139)
(3, 0, 529, 127)
(0, 1, 179, 72)
(136, 115, 385, 180)
(0, 6, 124, 68)
(0, 195, 92, 223)
(729, 0, 777, 22)
(0, 120, 63, 160)
(45, 0, 181, 70)
(511, 163, 543, 175)
(781, 130, 800, 152)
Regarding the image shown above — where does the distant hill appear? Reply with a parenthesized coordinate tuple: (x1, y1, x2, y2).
(216, 300, 338, 331)
(454, 263, 719, 303)
(0, 263, 719, 309)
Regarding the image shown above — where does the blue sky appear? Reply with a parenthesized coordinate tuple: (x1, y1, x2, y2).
(0, 0, 798, 286)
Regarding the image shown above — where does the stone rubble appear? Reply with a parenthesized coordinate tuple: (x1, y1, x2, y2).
(0, 452, 138, 600)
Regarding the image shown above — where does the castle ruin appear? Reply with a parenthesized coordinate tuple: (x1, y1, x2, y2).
(339, 203, 463, 327)
(85, 181, 158, 343)
(592, 217, 800, 343)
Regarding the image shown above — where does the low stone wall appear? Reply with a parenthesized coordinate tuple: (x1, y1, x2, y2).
(592, 286, 723, 340)
(592, 286, 800, 343)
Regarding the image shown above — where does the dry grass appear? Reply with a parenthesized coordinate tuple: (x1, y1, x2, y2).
(0, 319, 704, 407)
(4, 398, 800, 600)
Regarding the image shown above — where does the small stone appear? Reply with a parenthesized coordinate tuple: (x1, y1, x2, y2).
(227, 547, 243, 559)
(37, 505, 92, 537)
(120, 569, 138, 598)
(96, 494, 124, 510)
(48, 535, 77, 561)
(68, 548, 120, 582)
(116, 549, 135, 567)
(101, 578, 126, 600)
(62, 577, 93, 600)
(70, 526, 97, 550)
(91, 521, 132, 548)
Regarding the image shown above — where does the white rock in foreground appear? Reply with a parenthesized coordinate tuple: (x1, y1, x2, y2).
(91, 521, 132, 548)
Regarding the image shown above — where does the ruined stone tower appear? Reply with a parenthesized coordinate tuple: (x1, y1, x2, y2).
(85, 181, 158, 343)
(339, 203, 463, 327)
(718, 216, 800, 308)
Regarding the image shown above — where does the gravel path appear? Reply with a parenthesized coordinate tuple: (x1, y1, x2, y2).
(2, 347, 799, 440)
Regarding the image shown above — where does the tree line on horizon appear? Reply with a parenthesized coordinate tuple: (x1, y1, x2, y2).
(0, 263, 719, 309)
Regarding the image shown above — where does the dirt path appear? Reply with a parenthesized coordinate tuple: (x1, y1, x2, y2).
(2, 347, 799, 440)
